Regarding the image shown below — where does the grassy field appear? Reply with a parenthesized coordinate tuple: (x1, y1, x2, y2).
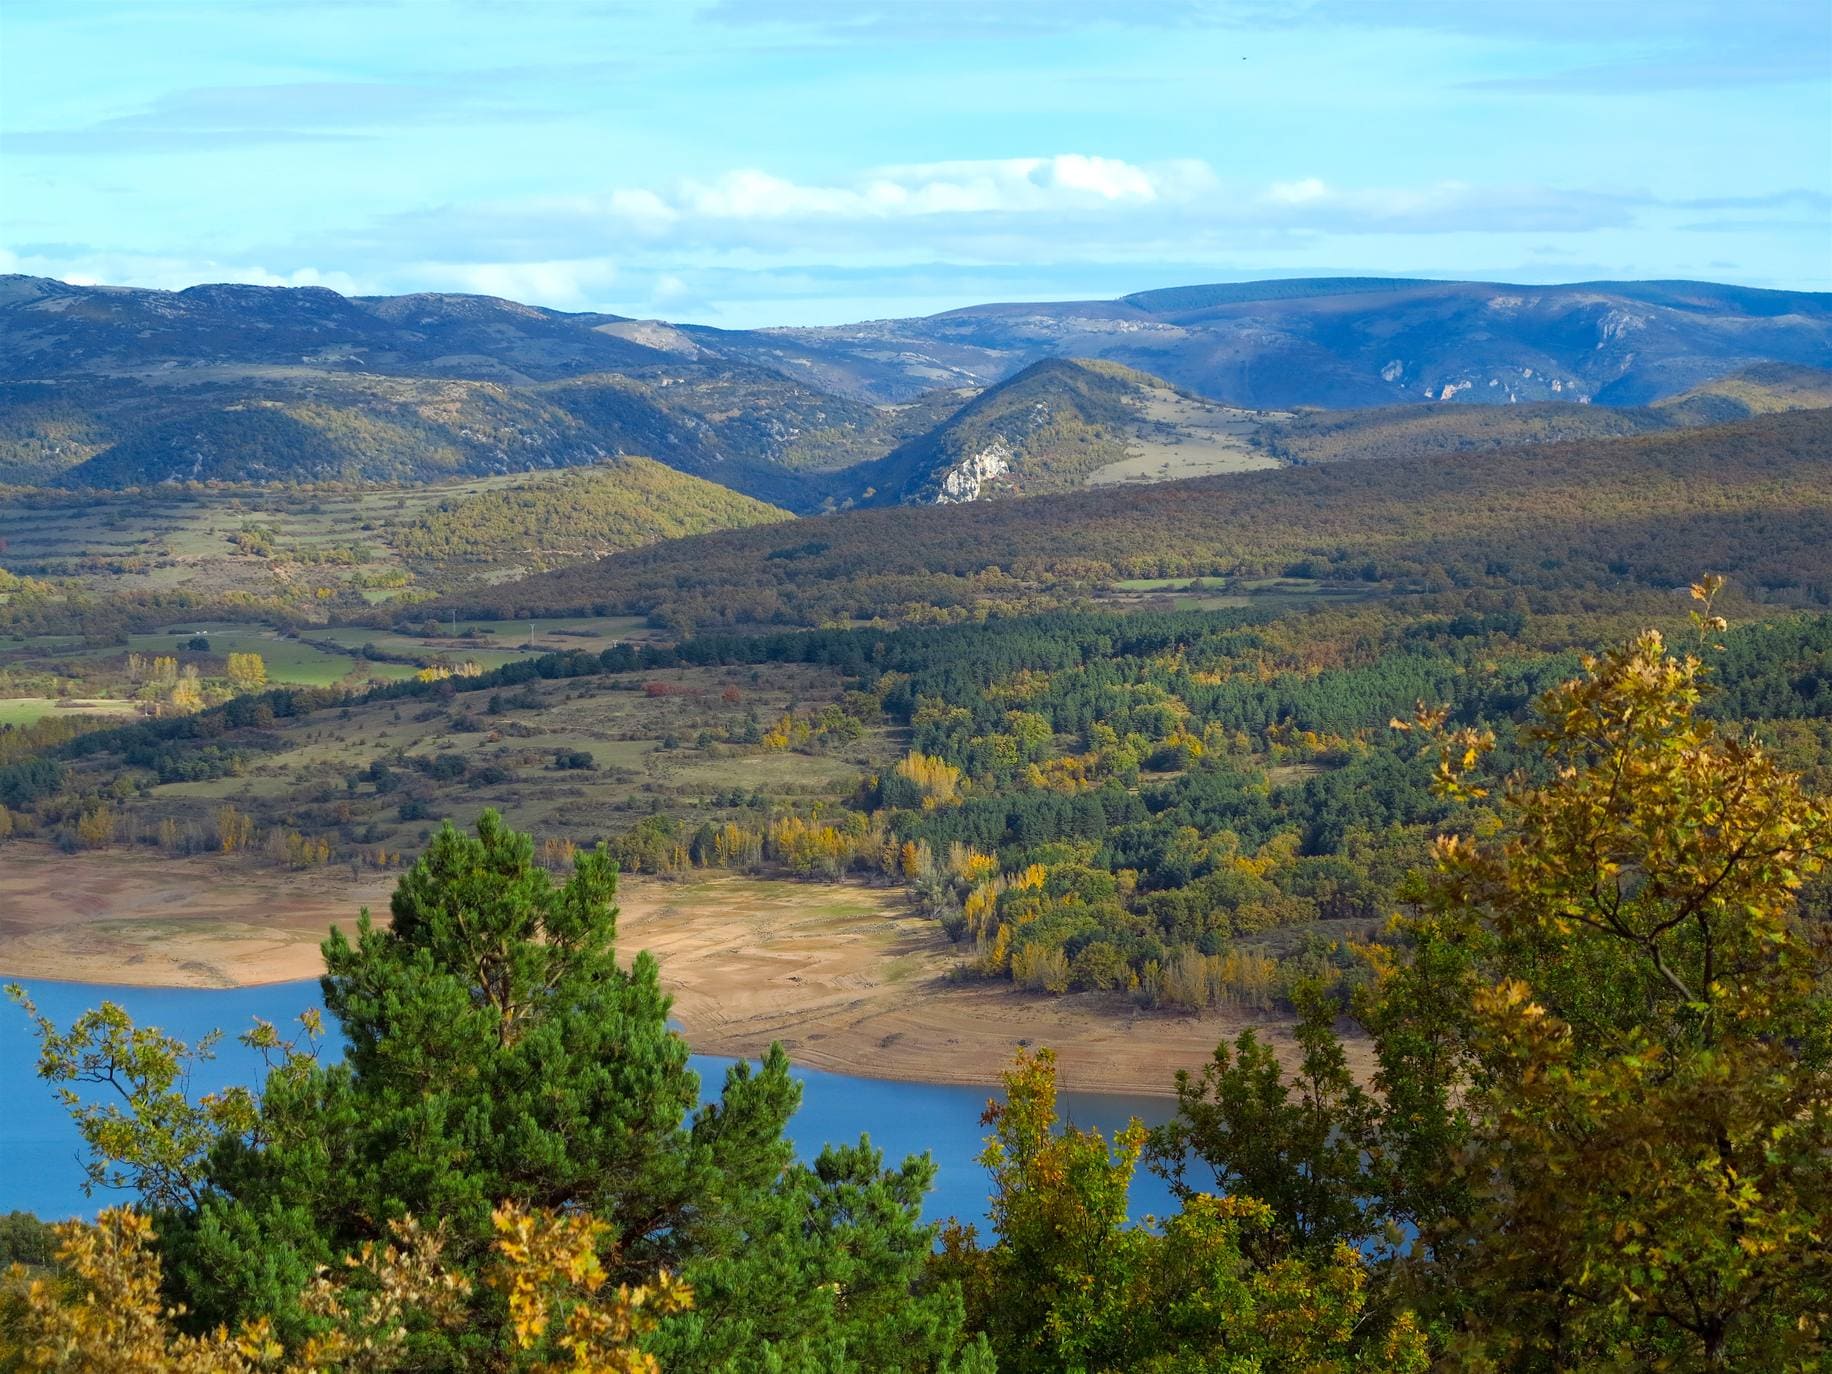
(30, 622, 419, 688)
(0, 484, 457, 600)
(304, 615, 659, 672)
(0, 696, 141, 727)
(0, 612, 660, 707)
(132, 624, 401, 685)
(1085, 389, 1281, 488)
(1101, 575, 1386, 614)
(70, 659, 905, 856)
(1112, 576, 1235, 591)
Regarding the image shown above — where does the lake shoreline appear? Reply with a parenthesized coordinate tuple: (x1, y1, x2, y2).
(0, 843, 1329, 1098)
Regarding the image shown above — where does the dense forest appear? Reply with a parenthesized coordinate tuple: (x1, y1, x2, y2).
(7, 567, 1829, 1018)
(7, 607, 1830, 1368)
(386, 458, 790, 570)
(438, 410, 1832, 633)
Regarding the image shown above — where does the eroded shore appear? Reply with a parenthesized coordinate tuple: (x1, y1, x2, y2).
(0, 844, 1343, 1096)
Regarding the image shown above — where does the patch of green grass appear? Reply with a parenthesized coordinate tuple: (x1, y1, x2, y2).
(1113, 576, 1231, 591)
(0, 697, 140, 726)
(110, 625, 363, 687)
(881, 955, 924, 983)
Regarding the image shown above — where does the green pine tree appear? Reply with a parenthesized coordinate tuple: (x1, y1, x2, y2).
(25, 811, 976, 1370)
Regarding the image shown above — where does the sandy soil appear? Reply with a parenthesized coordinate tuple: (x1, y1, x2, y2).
(0, 846, 397, 988)
(0, 845, 1339, 1095)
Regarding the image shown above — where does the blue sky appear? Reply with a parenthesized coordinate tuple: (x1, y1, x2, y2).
(1, 0, 1827, 326)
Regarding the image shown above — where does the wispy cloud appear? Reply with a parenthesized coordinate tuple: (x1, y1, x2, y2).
(418, 258, 622, 308)
(1671, 189, 1832, 213)
(2, 80, 551, 155)
(697, 0, 1237, 40)
(646, 155, 1202, 222)
(353, 158, 1641, 262)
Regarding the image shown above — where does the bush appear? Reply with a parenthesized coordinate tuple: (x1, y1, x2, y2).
(1070, 941, 1129, 991)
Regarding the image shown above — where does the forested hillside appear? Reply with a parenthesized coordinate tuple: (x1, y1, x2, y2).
(439, 409, 1832, 632)
(851, 358, 1270, 503)
(388, 457, 790, 571)
(1652, 360, 1832, 424)
(1, 370, 848, 507)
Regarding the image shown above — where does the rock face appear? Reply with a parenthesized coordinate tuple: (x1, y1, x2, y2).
(934, 441, 1012, 503)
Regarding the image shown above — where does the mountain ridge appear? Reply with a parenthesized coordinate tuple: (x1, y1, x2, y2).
(851, 357, 1274, 504)
(4, 273, 1829, 505)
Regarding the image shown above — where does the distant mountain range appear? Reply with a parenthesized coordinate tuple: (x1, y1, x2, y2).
(2, 273, 1828, 507)
(745, 276, 1832, 407)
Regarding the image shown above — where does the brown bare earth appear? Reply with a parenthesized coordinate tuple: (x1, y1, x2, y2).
(0, 845, 397, 988)
(0, 845, 1342, 1095)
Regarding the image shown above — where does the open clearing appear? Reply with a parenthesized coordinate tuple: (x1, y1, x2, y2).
(0, 844, 1330, 1095)
(0, 697, 141, 727)
(115, 660, 896, 854)
(0, 844, 398, 988)
(1098, 575, 1388, 616)
(1086, 389, 1282, 487)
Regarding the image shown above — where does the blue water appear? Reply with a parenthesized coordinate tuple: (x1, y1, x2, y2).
(1, 979, 1178, 1227)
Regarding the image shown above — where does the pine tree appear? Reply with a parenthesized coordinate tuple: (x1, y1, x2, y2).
(22, 810, 975, 1370)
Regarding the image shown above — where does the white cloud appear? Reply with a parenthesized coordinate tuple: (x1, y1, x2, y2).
(573, 154, 1196, 229)
(26, 153, 1802, 328)
(0, 246, 366, 295)
(1048, 154, 1158, 201)
(381, 159, 1635, 267)
(1266, 176, 1329, 205)
(420, 258, 619, 307)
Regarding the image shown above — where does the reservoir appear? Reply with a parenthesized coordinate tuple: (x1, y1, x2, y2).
(1, 978, 1181, 1227)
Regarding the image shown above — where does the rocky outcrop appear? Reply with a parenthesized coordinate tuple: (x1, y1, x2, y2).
(933, 440, 1011, 503)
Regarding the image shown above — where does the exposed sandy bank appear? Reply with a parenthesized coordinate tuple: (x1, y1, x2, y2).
(0, 845, 1337, 1095)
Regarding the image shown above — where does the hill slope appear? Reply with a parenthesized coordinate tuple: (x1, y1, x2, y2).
(852, 358, 1274, 503)
(386, 456, 791, 575)
(1652, 362, 1832, 426)
(0, 458, 791, 605)
(0, 275, 668, 382)
(5, 366, 832, 508)
(0, 278, 892, 505)
(1249, 362, 1832, 466)
(439, 409, 1832, 632)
